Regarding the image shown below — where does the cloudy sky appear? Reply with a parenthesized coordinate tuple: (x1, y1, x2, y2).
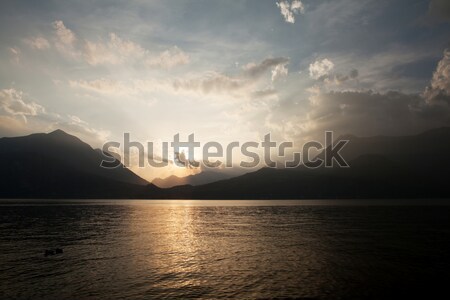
(1, 0, 449, 180)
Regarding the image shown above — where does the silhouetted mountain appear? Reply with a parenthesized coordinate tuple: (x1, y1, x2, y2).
(175, 127, 450, 199)
(1, 127, 449, 199)
(319, 127, 450, 171)
(0, 130, 150, 198)
(152, 170, 232, 188)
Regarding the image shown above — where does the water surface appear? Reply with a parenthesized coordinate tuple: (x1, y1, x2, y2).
(1, 199, 450, 299)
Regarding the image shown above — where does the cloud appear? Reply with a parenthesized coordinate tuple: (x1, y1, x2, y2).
(0, 87, 108, 146)
(309, 58, 334, 79)
(243, 57, 290, 79)
(24, 37, 50, 50)
(172, 57, 289, 97)
(52, 20, 76, 46)
(324, 68, 359, 85)
(308, 58, 359, 86)
(70, 57, 289, 100)
(265, 50, 450, 142)
(426, 0, 450, 23)
(172, 72, 245, 95)
(306, 90, 422, 136)
(265, 87, 449, 145)
(15, 20, 189, 70)
(271, 62, 289, 81)
(276, 0, 304, 24)
(302, 86, 450, 140)
(0, 89, 45, 121)
(84, 33, 146, 66)
(68, 78, 167, 99)
(0, 115, 29, 136)
(83, 31, 189, 69)
(146, 46, 190, 69)
(69, 78, 134, 95)
(359, 47, 436, 92)
(349, 69, 359, 79)
(424, 49, 450, 106)
(252, 88, 278, 98)
(8, 47, 20, 64)
(49, 115, 110, 145)
(52, 20, 80, 58)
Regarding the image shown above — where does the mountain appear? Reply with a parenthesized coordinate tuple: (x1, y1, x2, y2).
(152, 170, 233, 188)
(0, 129, 151, 198)
(178, 127, 450, 199)
(318, 127, 450, 170)
(1, 127, 449, 199)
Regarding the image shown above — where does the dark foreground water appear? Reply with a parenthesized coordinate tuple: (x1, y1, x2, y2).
(1, 200, 450, 299)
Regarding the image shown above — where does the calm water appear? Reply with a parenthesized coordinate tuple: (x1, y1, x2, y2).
(1, 200, 450, 299)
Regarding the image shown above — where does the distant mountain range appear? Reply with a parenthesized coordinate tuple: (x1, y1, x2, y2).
(183, 127, 450, 199)
(152, 170, 233, 188)
(1, 128, 449, 199)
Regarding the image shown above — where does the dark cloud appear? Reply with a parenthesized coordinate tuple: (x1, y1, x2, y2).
(426, 0, 450, 23)
(306, 90, 449, 138)
(326, 69, 359, 84)
(172, 72, 245, 95)
(349, 69, 359, 79)
(307, 50, 450, 137)
(264, 49, 450, 143)
(243, 57, 290, 79)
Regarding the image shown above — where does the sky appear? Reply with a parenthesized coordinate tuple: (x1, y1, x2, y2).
(1, 0, 449, 180)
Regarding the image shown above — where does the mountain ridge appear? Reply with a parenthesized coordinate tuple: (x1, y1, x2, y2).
(1, 127, 449, 199)
(0, 129, 149, 198)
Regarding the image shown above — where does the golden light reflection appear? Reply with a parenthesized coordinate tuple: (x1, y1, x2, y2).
(124, 203, 331, 298)
(127, 204, 206, 289)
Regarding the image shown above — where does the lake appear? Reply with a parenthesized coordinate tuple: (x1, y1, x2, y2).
(1, 199, 450, 299)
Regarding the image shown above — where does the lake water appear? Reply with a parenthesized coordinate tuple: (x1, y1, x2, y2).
(1, 199, 450, 299)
